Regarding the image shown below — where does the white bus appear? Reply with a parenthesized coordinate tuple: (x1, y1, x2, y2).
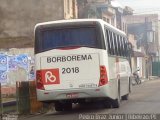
(34, 19, 132, 111)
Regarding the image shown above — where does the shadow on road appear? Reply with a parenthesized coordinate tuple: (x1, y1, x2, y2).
(46, 101, 110, 116)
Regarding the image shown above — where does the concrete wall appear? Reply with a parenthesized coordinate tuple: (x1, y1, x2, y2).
(0, 48, 34, 85)
(0, 0, 64, 38)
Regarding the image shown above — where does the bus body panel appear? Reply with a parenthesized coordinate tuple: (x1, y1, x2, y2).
(35, 48, 118, 101)
(34, 19, 131, 103)
(108, 56, 131, 96)
(36, 48, 103, 91)
(36, 85, 112, 101)
(35, 49, 130, 101)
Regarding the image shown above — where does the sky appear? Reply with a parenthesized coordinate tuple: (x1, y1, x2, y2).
(114, 0, 160, 15)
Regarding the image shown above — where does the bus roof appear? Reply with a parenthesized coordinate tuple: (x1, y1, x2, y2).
(35, 19, 126, 36)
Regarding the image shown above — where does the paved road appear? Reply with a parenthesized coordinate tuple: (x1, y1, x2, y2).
(20, 78, 160, 120)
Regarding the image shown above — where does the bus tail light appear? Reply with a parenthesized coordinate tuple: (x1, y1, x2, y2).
(99, 66, 108, 86)
(36, 70, 45, 90)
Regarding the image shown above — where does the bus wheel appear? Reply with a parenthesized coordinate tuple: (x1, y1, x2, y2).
(129, 78, 132, 93)
(54, 102, 63, 111)
(122, 78, 131, 100)
(63, 102, 72, 111)
(122, 94, 129, 100)
(103, 99, 111, 108)
(112, 84, 121, 108)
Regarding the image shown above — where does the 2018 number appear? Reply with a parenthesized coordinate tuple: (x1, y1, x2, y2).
(62, 67, 79, 74)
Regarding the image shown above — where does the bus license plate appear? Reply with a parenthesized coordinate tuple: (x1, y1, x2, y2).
(66, 93, 78, 98)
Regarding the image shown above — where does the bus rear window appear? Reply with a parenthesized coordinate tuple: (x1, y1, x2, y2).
(35, 27, 104, 53)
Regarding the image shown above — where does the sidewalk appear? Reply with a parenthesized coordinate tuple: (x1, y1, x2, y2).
(141, 78, 149, 82)
(149, 76, 160, 80)
(132, 77, 149, 85)
(141, 76, 159, 83)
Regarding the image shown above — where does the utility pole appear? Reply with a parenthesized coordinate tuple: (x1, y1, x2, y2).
(145, 17, 149, 79)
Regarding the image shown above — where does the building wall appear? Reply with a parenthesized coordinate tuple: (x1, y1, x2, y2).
(128, 34, 136, 49)
(0, 0, 64, 39)
(124, 14, 159, 77)
(128, 34, 146, 78)
(158, 21, 160, 56)
(125, 14, 159, 52)
(121, 16, 127, 33)
(124, 14, 158, 24)
(102, 10, 116, 27)
(87, 0, 107, 3)
(78, 0, 117, 27)
(64, 0, 78, 19)
(0, 48, 34, 85)
(102, 13, 112, 24)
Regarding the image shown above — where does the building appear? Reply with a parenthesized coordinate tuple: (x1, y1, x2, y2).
(152, 20, 160, 76)
(77, 0, 132, 33)
(77, 0, 117, 27)
(0, 0, 78, 84)
(128, 34, 145, 78)
(0, 0, 78, 48)
(124, 14, 159, 78)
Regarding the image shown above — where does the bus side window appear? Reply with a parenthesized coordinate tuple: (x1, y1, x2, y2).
(106, 29, 111, 54)
(122, 37, 125, 57)
(120, 37, 123, 56)
(128, 42, 133, 57)
(124, 38, 128, 57)
(119, 36, 122, 56)
(126, 41, 131, 57)
(117, 35, 121, 56)
(119, 36, 123, 56)
(113, 33, 118, 56)
(108, 31, 112, 54)
(110, 32, 114, 55)
(113, 33, 117, 55)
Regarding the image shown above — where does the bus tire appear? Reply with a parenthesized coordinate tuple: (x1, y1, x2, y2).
(122, 94, 129, 100)
(63, 103, 72, 111)
(103, 99, 111, 108)
(55, 102, 63, 111)
(129, 78, 132, 93)
(122, 78, 131, 100)
(112, 83, 121, 108)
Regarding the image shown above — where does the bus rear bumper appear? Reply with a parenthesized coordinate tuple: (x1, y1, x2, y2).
(37, 86, 112, 102)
